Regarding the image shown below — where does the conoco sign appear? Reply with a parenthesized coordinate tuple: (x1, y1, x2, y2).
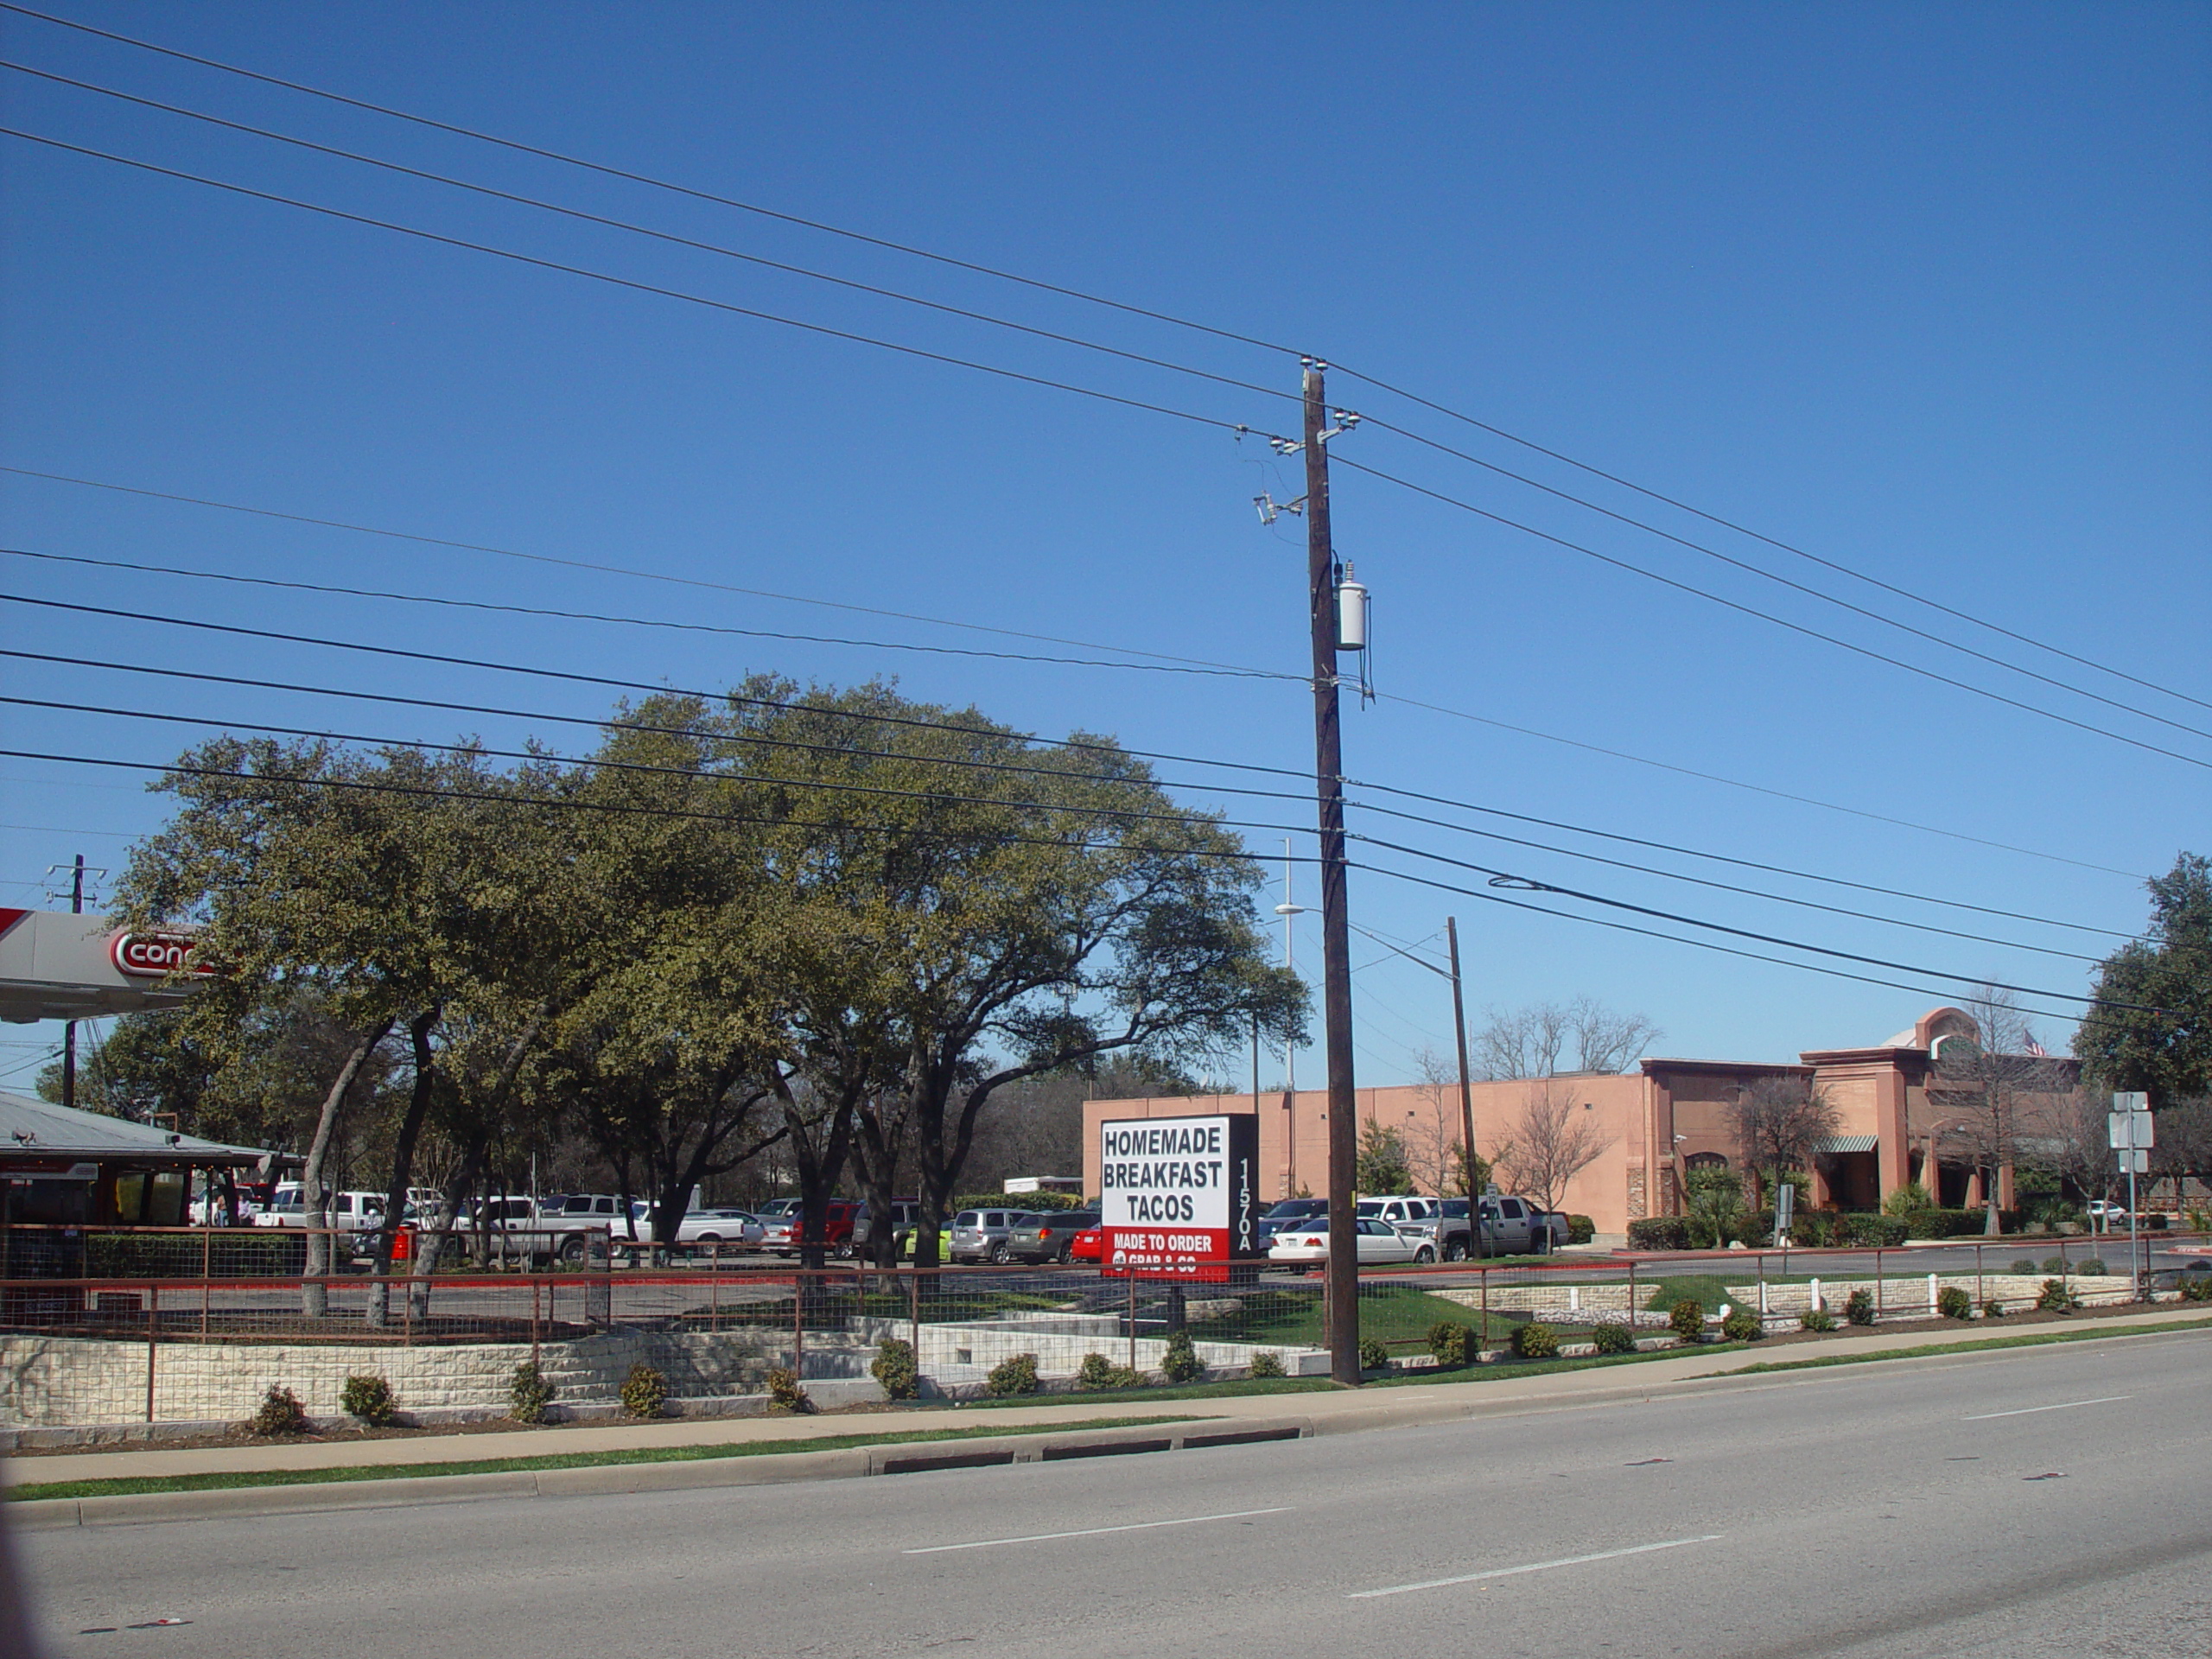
(109, 931, 213, 978)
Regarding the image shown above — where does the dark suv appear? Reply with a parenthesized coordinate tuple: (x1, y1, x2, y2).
(1255, 1197, 1329, 1246)
(1006, 1211, 1101, 1264)
(846, 1198, 921, 1259)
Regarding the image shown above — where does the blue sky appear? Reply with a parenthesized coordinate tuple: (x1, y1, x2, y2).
(2, 1, 2206, 1091)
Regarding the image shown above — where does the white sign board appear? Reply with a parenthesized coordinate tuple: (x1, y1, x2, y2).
(1096, 1113, 1260, 1279)
(2108, 1110, 2154, 1150)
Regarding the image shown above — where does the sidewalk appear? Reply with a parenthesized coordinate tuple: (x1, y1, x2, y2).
(13, 1303, 2205, 1490)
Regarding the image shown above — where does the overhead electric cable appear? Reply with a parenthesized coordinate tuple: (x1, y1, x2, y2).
(0, 127, 1280, 445)
(1332, 367, 2212, 718)
(0, 547, 1298, 682)
(1330, 452, 2212, 772)
(0, 468, 2145, 880)
(0, 3, 1308, 360)
(0, 60, 1300, 415)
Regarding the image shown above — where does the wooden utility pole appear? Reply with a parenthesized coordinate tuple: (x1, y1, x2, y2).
(1446, 917, 1480, 1254)
(1302, 361, 1361, 1385)
(62, 853, 85, 1112)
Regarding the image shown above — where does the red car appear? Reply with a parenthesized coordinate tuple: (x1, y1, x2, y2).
(762, 1200, 861, 1258)
(1068, 1224, 1104, 1264)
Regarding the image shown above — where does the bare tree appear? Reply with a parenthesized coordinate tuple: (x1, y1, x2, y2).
(1932, 986, 2063, 1235)
(1729, 1076, 1840, 1210)
(2018, 1087, 2119, 1213)
(1492, 1077, 1616, 1213)
(1476, 996, 1659, 1081)
(1402, 1046, 1465, 1197)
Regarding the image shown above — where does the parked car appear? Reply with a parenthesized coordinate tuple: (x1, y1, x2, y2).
(1067, 1223, 1105, 1264)
(762, 1200, 862, 1257)
(1006, 1211, 1101, 1264)
(664, 1206, 764, 1249)
(1268, 1216, 1427, 1269)
(847, 1199, 921, 1259)
(1392, 1193, 1566, 1259)
(252, 1187, 387, 1230)
(1255, 1197, 1329, 1246)
(949, 1207, 1039, 1263)
(1356, 1195, 1440, 1227)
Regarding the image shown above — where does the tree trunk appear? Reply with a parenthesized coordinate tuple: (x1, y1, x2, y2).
(298, 1019, 392, 1319)
(367, 1008, 440, 1328)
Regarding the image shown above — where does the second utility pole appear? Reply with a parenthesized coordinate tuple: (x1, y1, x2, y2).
(1302, 360, 1361, 1385)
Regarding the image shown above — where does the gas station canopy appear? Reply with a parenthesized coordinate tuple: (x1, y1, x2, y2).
(0, 908, 213, 1024)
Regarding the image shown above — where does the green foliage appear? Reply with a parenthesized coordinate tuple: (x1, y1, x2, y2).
(1646, 1274, 1735, 1315)
(1683, 1166, 1745, 1241)
(2177, 1275, 2212, 1303)
(1980, 1298, 2006, 1319)
(1247, 1351, 1286, 1379)
(1882, 1182, 1931, 1217)
(339, 1374, 396, 1427)
(1357, 1335, 1391, 1372)
(620, 1363, 670, 1420)
(1799, 1305, 1837, 1332)
(1669, 1298, 1707, 1342)
(1510, 1321, 1560, 1359)
(1844, 1288, 1877, 1326)
(1840, 1214, 1910, 1247)
(2075, 1258, 2107, 1275)
(251, 1384, 309, 1436)
(1626, 1217, 1692, 1250)
(765, 1367, 812, 1412)
(1565, 1214, 1596, 1245)
(2075, 852, 2211, 1107)
(2037, 1278, 2079, 1313)
(1901, 1208, 2020, 1238)
(2043, 1256, 2069, 1274)
(1160, 1329, 1205, 1384)
(985, 1352, 1040, 1396)
(1354, 1119, 1413, 1197)
(1592, 1322, 1636, 1355)
(1719, 1307, 1764, 1343)
(87, 1230, 307, 1279)
(952, 1191, 1089, 1213)
(2011, 1258, 2039, 1274)
(1427, 1320, 1475, 1366)
(1936, 1286, 1974, 1320)
(509, 1362, 556, 1424)
(1077, 1351, 1146, 1389)
(870, 1338, 920, 1400)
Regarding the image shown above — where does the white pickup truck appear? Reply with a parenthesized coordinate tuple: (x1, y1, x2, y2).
(1385, 1192, 1571, 1259)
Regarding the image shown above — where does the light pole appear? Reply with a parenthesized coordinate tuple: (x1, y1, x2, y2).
(1274, 842, 1308, 1198)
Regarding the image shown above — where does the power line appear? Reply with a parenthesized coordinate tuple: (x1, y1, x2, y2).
(1352, 411, 2212, 742)
(7, 3, 2184, 723)
(0, 60, 1302, 416)
(0, 546, 1300, 683)
(3, 467, 2148, 880)
(0, 467, 1277, 679)
(0, 126, 1280, 445)
(1330, 452, 2212, 772)
(0, 2, 1307, 361)
(1332, 366, 2212, 719)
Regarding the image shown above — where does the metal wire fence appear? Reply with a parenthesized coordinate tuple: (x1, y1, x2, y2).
(3, 1233, 2204, 1429)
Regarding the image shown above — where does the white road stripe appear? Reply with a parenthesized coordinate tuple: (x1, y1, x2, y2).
(1349, 1534, 1724, 1599)
(1962, 1395, 2133, 1421)
(903, 1506, 1292, 1554)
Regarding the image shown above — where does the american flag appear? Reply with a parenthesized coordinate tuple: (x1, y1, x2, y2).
(2024, 1034, 2049, 1058)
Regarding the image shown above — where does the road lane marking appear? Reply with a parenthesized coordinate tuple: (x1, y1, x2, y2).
(1962, 1395, 2133, 1421)
(1348, 1534, 1724, 1599)
(903, 1506, 1292, 1554)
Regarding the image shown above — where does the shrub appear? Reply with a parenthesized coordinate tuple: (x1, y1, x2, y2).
(1840, 1215, 1910, 1248)
(1248, 1351, 1286, 1379)
(2076, 1259, 2107, 1276)
(509, 1361, 556, 1424)
(1427, 1320, 1475, 1367)
(985, 1352, 1040, 1396)
(250, 1384, 309, 1437)
(339, 1373, 397, 1427)
(1669, 1298, 1707, 1344)
(620, 1363, 669, 1420)
(765, 1366, 813, 1412)
(1936, 1286, 1973, 1321)
(2043, 1255, 2071, 1274)
(2177, 1275, 2212, 1303)
(1799, 1305, 1837, 1332)
(1719, 1307, 1764, 1343)
(1980, 1298, 2006, 1319)
(2011, 1258, 2038, 1274)
(1626, 1217, 1692, 1251)
(2037, 1278, 2078, 1313)
(1566, 1214, 1596, 1245)
(1357, 1335, 1390, 1372)
(870, 1338, 920, 1400)
(1592, 1322, 1636, 1355)
(1510, 1322, 1560, 1360)
(1160, 1329, 1205, 1384)
(1844, 1288, 1876, 1326)
(1881, 1182, 1930, 1217)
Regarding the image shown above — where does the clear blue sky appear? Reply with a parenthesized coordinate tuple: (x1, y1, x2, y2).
(3, 1, 2206, 1091)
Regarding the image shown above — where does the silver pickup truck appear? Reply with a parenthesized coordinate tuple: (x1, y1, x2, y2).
(1390, 1193, 1569, 1259)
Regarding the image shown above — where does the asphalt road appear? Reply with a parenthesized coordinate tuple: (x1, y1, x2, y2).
(18, 1328, 2209, 1657)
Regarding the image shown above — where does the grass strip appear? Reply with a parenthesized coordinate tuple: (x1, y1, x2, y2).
(4, 1415, 1207, 1505)
(1723, 1313, 2212, 1376)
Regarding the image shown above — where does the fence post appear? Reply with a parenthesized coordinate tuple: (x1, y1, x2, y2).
(1127, 1271, 1137, 1373)
(530, 1275, 542, 1371)
(907, 1266, 919, 1364)
(1757, 1252, 1767, 1327)
(145, 1282, 157, 1423)
(1479, 1266, 1490, 1352)
(200, 1226, 212, 1339)
(1927, 1272, 1938, 1317)
(710, 1249, 721, 1332)
(1627, 1261, 1637, 1333)
(1874, 1248, 1884, 1320)
(1974, 1243, 1983, 1313)
(793, 1269, 806, 1379)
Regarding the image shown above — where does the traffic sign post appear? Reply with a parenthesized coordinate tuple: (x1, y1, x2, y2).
(2109, 1093, 2152, 1294)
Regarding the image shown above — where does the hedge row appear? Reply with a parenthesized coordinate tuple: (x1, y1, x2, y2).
(1627, 1208, 2026, 1250)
